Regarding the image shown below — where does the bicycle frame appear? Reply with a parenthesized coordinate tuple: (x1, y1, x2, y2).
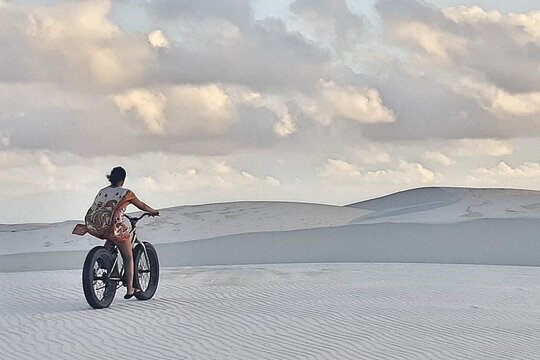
(108, 214, 152, 288)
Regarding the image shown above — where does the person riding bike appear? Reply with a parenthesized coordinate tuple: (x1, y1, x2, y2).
(73, 167, 159, 299)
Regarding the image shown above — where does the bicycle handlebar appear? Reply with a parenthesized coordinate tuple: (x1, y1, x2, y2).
(123, 212, 156, 226)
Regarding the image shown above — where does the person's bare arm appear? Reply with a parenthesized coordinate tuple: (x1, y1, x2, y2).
(130, 197, 159, 216)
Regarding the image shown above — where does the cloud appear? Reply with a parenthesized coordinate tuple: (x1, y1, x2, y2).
(453, 139, 514, 157)
(422, 139, 512, 166)
(390, 20, 468, 63)
(113, 84, 236, 137)
(273, 113, 297, 138)
(149, 0, 253, 27)
(148, 29, 170, 49)
(355, 146, 392, 164)
(0, 149, 287, 222)
(455, 78, 540, 117)
(423, 151, 455, 166)
(443, 6, 540, 44)
(379, 0, 540, 93)
(303, 81, 395, 126)
(114, 89, 167, 134)
(0, 130, 9, 147)
(24, 0, 151, 89)
(167, 84, 235, 135)
(290, 0, 366, 50)
(0, 150, 88, 196)
(358, 0, 540, 142)
(317, 158, 438, 186)
(144, 0, 329, 92)
(133, 157, 281, 193)
(4, 0, 540, 222)
(508, 11, 540, 41)
(0, 2, 42, 82)
(467, 161, 540, 186)
(442, 6, 503, 24)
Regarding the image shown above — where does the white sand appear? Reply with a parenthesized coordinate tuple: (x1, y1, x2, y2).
(0, 201, 369, 255)
(348, 187, 540, 223)
(2, 187, 540, 359)
(2, 187, 540, 271)
(2, 264, 540, 359)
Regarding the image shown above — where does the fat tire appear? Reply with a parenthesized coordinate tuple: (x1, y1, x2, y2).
(82, 246, 117, 309)
(133, 242, 159, 300)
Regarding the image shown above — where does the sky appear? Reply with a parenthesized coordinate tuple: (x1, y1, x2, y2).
(1, 0, 540, 223)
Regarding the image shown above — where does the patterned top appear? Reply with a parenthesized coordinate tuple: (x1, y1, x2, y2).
(84, 186, 136, 242)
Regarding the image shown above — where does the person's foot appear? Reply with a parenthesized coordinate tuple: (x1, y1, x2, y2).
(124, 288, 141, 299)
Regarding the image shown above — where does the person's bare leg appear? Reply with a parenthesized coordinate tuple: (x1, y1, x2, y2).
(116, 240, 135, 295)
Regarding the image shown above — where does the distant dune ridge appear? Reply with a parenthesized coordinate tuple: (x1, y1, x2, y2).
(2, 187, 540, 271)
(4, 187, 540, 359)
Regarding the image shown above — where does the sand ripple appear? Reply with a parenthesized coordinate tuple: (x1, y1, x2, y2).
(1, 264, 540, 359)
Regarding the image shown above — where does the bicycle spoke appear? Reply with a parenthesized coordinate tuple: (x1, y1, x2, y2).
(94, 283, 107, 291)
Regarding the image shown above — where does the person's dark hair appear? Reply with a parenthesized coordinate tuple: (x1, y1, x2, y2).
(107, 166, 126, 186)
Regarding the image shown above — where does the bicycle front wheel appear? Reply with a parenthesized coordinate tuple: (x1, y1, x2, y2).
(133, 242, 159, 300)
(82, 246, 117, 309)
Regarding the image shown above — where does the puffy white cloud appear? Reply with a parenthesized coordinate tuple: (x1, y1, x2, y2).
(321, 81, 395, 124)
(421, 139, 512, 166)
(264, 176, 281, 187)
(304, 81, 395, 126)
(0, 149, 286, 222)
(135, 157, 281, 193)
(390, 21, 468, 63)
(379, 1, 540, 94)
(114, 89, 167, 134)
(423, 151, 455, 166)
(148, 29, 170, 49)
(444, 6, 540, 44)
(467, 161, 540, 186)
(318, 158, 361, 178)
(144, 0, 329, 92)
(167, 84, 234, 135)
(443, 6, 503, 24)
(273, 113, 297, 138)
(4, 0, 540, 222)
(24, 0, 150, 88)
(455, 78, 540, 117)
(508, 11, 540, 41)
(317, 158, 438, 185)
(113, 84, 235, 136)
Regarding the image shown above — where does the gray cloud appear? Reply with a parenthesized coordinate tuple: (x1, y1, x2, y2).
(0, 5, 46, 83)
(148, 0, 254, 28)
(147, 18, 329, 92)
(1, 1, 540, 172)
(377, 0, 540, 93)
(291, 0, 367, 51)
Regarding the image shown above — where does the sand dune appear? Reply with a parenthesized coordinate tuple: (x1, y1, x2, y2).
(2, 187, 540, 271)
(2, 264, 540, 359)
(0, 201, 369, 256)
(3, 187, 540, 359)
(348, 187, 540, 223)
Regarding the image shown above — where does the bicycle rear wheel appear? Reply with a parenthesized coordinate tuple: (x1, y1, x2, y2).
(133, 242, 159, 300)
(82, 246, 117, 309)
